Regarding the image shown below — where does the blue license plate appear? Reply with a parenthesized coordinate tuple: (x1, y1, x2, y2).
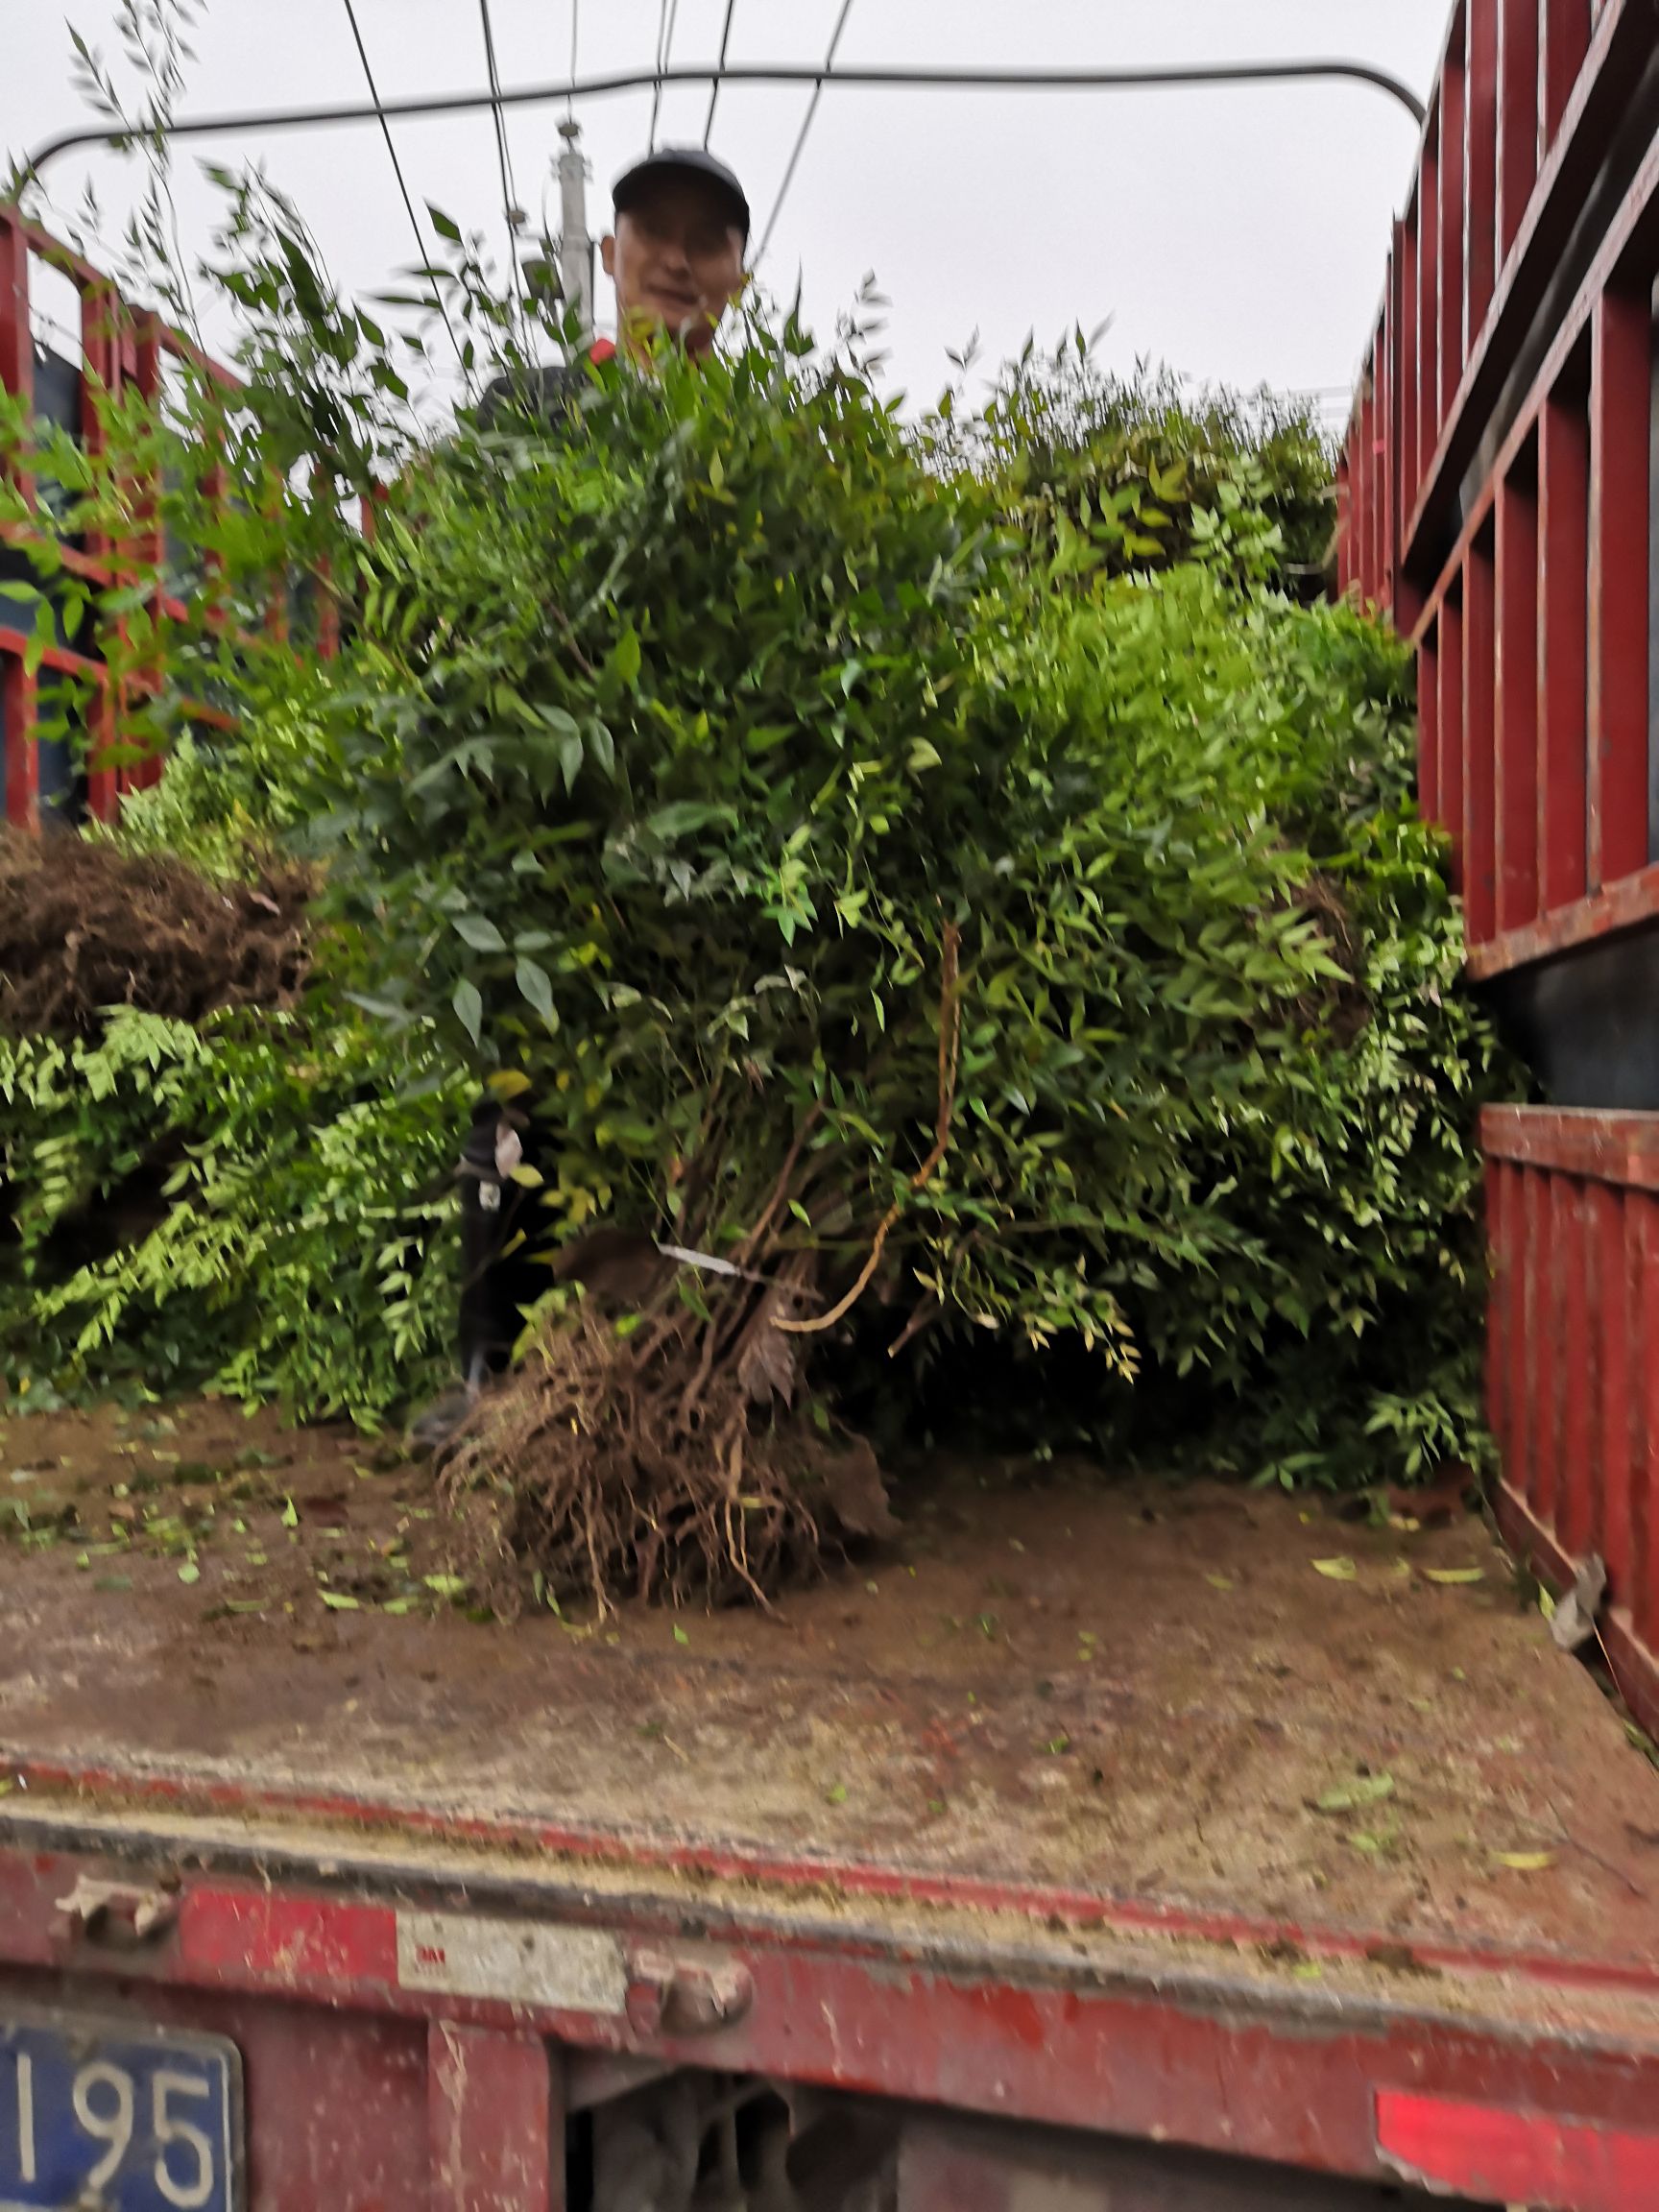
(0, 2008, 242, 2211)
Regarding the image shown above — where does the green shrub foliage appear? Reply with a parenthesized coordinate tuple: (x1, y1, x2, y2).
(1, 1002, 465, 1425)
(0, 189, 1502, 1543)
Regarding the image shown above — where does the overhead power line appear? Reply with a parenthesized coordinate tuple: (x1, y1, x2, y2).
(477, 0, 523, 305)
(23, 60, 1431, 186)
(339, 0, 465, 372)
(703, 0, 738, 146)
(756, 0, 855, 269)
(649, 0, 680, 152)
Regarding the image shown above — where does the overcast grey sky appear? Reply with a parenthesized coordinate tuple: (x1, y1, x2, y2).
(3, 1, 1449, 421)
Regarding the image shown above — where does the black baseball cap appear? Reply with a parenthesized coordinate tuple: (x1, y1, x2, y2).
(612, 146, 751, 243)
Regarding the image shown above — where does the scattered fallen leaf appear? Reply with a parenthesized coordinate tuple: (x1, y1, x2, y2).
(1349, 1823, 1399, 1855)
(320, 1591, 360, 1611)
(1205, 1573, 1235, 1592)
(280, 1496, 300, 1528)
(1424, 1567, 1484, 1585)
(672, 1624, 690, 1647)
(1315, 1773, 1396, 1814)
(1311, 1557, 1358, 1581)
(177, 1561, 201, 1585)
(825, 1782, 848, 1805)
(1492, 1850, 1556, 1872)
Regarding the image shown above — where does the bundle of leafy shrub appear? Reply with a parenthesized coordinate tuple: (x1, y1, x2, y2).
(0, 181, 1501, 1597)
(938, 334, 1336, 592)
(205, 339, 1487, 1600)
(0, 994, 466, 1425)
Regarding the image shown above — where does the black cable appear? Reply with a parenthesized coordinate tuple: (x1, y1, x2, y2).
(649, 0, 680, 153)
(477, 0, 523, 304)
(23, 60, 1431, 185)
(703, 0, 738, 146)
(340, 0, 466, 373)
(756, 0, 854, 268)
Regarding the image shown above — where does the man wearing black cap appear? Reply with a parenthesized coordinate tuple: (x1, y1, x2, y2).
(482, 145, 750, 422)
(417, 148, 753, 1456)
(605, 145, 750, 358)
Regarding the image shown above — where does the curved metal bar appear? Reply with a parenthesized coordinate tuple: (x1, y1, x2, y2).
(19, 58, 1425, 185)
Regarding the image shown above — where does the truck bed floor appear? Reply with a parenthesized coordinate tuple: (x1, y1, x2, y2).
(2, 1398, 1657, 2014)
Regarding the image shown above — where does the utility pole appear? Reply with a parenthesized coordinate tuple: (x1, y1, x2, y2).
(556, 117, 594, 342)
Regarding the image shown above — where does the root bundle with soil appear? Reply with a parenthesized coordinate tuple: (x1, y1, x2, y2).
(0, 827, 309, 1039)
(445, 1293, 899, 1613)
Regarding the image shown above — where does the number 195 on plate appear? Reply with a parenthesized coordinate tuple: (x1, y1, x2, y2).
(1, 2008, 242, 2211)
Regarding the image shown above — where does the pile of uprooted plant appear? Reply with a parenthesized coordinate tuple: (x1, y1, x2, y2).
(0, 185, 1503, 1606)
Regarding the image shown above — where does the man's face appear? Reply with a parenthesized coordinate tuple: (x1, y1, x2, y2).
(600, 174, 747, 355)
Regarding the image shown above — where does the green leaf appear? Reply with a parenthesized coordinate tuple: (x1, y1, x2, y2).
(516, 956, 555, 1022)
(612, 625, 641, 687)
(454, 914, 507, 953)
(453, 979, 484, 1044)
(1314, 1772, 1394, 1814)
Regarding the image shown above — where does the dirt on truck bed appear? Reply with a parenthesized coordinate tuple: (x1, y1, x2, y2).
(2, 1396, 1658, 2004)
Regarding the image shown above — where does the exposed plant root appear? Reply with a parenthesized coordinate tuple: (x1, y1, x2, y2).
(442, 1291, 895, 1615)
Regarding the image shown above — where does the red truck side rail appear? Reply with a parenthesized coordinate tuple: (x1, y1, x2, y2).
(1335, 0, 1659, 1739)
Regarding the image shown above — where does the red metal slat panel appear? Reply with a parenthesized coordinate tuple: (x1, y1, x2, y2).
(1559, 1180, 1598, 1559)
(1419, 141, 1441, 492)
(1540, 0, 1593, 147)
(1636, 1185, 1659, 1654)
(1358, 382, 1376, 606)
(84, 679, 117, 827)
(2, 653, 38, 832)
(1497, 0, 1542, 259)
(1463, 538, 1498, 941)
(1537, 388, 1591, 911)
(1495, 469, 1540, 927)
(1540, 1170, 1575, 1530)
(1407, 0, 1650, 578)
(1598, 1180, 1636, 1598)
(1636, 1191, 1659, 1652)
(1335, 450, 1354, 596)
(1485, 1157, 1507, 1443)
(1465, 0, 1501, 345)
(1439, 590, 1466, 882)
(1379, 298, 1393, 606)
(0, 218, 33, 411)
(1375, 2091, 1659, 2210)
(1419, 630, 1441, 821)
(1523, 1165, 1554, 1520)
(1587, 283, 1651, 887)
(1400, 210, 1421, 531)
(1480, 1105, 1659, 1182)
(1439, 48, 1468, 417)
(428, 2022, 560, 2212)
(1500, 1158, 1528, 1503)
